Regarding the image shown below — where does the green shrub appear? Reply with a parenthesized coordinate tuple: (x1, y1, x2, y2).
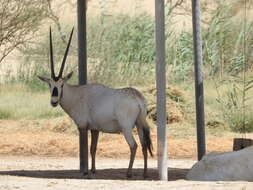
(17, 3, 253, 87)
(0, 109, 11, 119)
(228, 111, 253, 133)
(216, 77, 253, 133)
(203, 2, 253, 76)
(87, 14, 155, 85)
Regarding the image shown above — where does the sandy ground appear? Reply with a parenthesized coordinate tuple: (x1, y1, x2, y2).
(0, 156, 252, 190)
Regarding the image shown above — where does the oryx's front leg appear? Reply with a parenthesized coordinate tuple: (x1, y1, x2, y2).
(90, 130, 99, 174)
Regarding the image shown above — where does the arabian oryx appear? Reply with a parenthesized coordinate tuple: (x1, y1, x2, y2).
(38, 28, 153, 178)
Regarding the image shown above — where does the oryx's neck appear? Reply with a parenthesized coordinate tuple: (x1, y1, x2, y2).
(59, 83, 86, 116)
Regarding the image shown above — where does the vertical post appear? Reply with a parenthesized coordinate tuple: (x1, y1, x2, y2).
(78, 128, 88, 174)
(191, 0, 206, 160)
(77, 0, 88, 174)
(155, 0, 167, 181)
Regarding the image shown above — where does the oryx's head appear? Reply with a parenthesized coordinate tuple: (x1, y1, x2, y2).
(38, 27, 74, 107)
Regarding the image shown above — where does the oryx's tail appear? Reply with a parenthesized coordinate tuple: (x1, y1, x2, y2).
(143, 124, 153, 157)
(134, 89, 153, 157)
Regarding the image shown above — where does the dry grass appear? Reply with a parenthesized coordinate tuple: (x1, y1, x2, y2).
(0, 117, 236, 159)
(141, 85, 186, 124)
(0, 84, 64, 119)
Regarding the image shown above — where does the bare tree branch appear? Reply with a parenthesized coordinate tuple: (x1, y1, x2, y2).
(46, 0, 67, 43)
(0, 0, 48, 64)
(165, 0, 185, 16)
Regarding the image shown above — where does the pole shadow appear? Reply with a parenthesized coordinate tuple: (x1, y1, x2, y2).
(0, 167, 189, 181)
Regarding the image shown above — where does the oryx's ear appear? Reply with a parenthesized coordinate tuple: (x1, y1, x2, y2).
(63, 71, 73, 81)
(37, 75, 50, 83)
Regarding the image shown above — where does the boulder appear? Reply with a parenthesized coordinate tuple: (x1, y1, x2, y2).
(186, 145, 253, 181)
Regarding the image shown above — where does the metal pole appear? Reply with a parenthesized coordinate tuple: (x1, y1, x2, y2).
(77, 0, 88, 174)
(191, 0, 206, 160)
(155, 0, 168, 181)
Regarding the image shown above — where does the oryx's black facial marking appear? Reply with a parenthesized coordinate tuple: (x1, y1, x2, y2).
(52, 87, 58, 97)
(53, 77, 60, 82)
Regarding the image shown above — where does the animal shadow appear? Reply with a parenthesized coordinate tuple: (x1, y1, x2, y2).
(0, 167, 189, 181)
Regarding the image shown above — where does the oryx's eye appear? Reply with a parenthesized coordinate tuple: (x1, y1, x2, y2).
(52, 87, 58, 97)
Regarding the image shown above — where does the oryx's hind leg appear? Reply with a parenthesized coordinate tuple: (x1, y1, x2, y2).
(121, 127, 137, 178)
(90, 130, 99, 174)
(136, 126, 148, 178)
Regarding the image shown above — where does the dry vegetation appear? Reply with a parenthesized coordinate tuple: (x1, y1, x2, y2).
(0, 84, 239, 159)
(0, 118, 235, 159)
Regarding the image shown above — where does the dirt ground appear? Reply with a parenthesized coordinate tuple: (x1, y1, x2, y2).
(0, 129, 235, 159)
(0, 157, 252, 190)
(0, 119, 235, 159)
(0, 120, 252, 189)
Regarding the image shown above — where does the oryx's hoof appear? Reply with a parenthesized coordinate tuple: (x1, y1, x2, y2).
(89, 172, 96, 179)
(91, 168, 96, 174)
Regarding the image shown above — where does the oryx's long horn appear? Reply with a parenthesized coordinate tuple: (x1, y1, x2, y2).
(49, 27, 56, 79)
(58, 27, 74, 78)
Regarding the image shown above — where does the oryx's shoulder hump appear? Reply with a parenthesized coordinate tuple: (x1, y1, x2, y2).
(117, 87, 145, 100)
